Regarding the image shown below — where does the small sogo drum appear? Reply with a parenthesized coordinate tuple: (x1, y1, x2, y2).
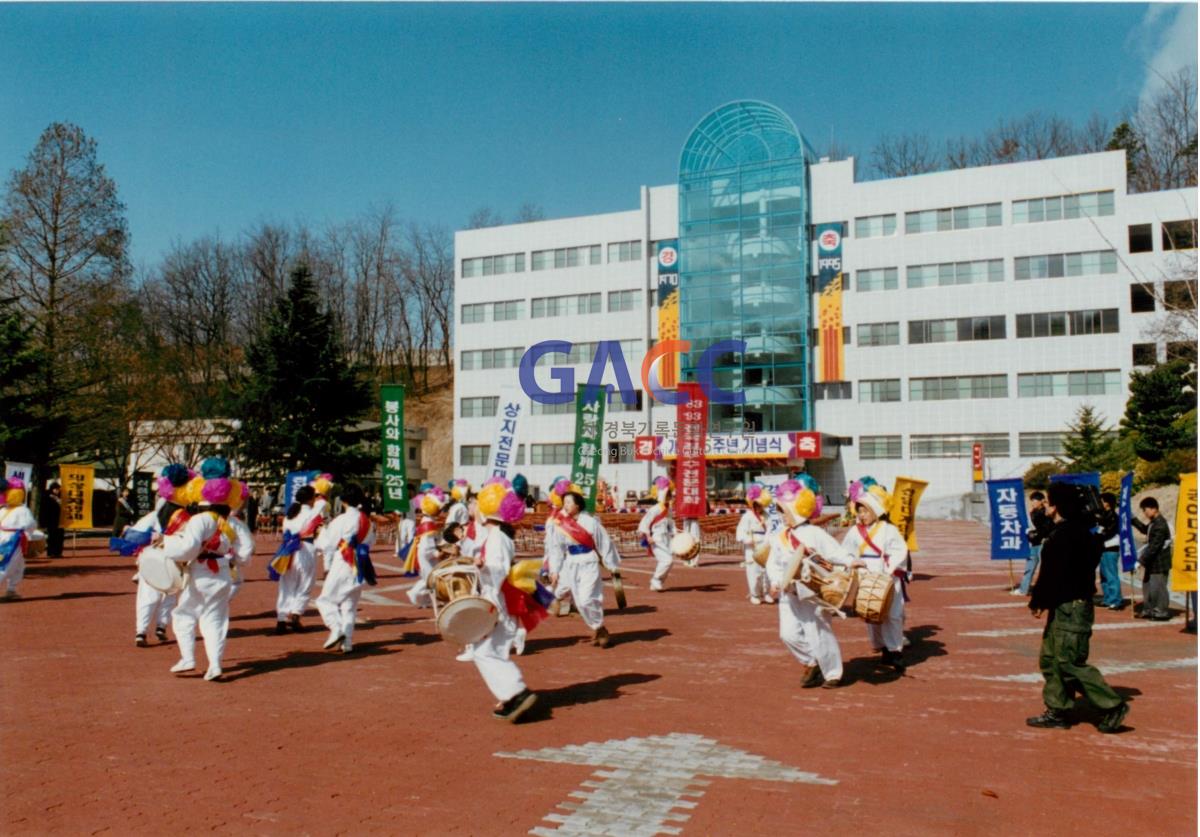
(783, 550, 858, 610)
(429, 557, 497, 646)
(26, 530, 47, 560)
(137, 546, 186, 595)
(853, 571, 895, 624)
(670, 532, 700, 562)
(751, 538, 771, 568)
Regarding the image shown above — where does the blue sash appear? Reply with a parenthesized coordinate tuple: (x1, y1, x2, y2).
(109, 528, 153, 556)
(566, 544, 591, 556)
(269, 531, 302, 581)
(0, 533, 22, 572)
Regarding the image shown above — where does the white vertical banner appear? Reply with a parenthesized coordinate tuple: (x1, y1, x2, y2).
(488, 384, 525, 481)
(4, 462, 33, 484)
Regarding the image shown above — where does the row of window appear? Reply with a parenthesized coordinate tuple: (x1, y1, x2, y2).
(854, 308, 1120, 347)
(532, 244, 603, 271)
(461, 290, 641, 323)
(460, 340, 642, 371)
(858, 369, 1121, 403)
(461, 431, 1104, 466)
(461, 239, 649, 278)
(850, 192, 1115, 242)
(461, 391, 646, 419)
(1129, 220, 1198, 253)
(847, 250, 1115, 292)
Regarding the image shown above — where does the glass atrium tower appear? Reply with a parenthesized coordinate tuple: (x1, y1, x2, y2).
(677, 100, 814, 432)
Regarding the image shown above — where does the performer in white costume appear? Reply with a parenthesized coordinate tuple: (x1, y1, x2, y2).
(841, 482, 909, 671)
(315, 483, 377, 653)
(766, 479, 861, 689)
(0, 478, 37, 600)
(637, 476, 676, 592)
(271, 484, 320, 633)
(405, 487, 447, 607)
(308, 473, 334, 572)
(548, 490, 621, 648)
(445, 479, 471, 527)
(166, 459, 253, 681)
(132, 464, 192, 644)
(470, 481, 538, 722)
(735, 483, 775, 605)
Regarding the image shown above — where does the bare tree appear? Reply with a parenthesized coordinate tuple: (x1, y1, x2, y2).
(1129, 66, 1198, 192)
(514, 202, 546, 223)
(466, 206, 505, 229)
(868, 132, 940, 178)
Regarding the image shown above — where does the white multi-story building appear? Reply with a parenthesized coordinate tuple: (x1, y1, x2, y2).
(453, 100, 1196, 509)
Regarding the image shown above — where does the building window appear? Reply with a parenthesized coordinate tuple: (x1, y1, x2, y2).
(1018, 432, 1066, 457)
(607, 240, 643, 263)
(607, 441, 637, 464)
(813, 382, 853, 400)
(531, 244, 603, 270)
(1129, 224, 1154, 253)
(907, 259, 1003, 288)
(530, 399, 574, 416)
(909, 316, 1005, 344)
(531, 293, 602, 318)
(492, 300, 524, 321)
(911, 433, 1010, 458)
(909, 374, 1008, 401)
(606, 389, 644, 414)
(530, 443, 573, 465)
(1162, 219, 1197, 250)
(608, 289, 641, 312)
(460, 445, 489, 466)
(859, 379, 901, 403)
(1016, 308, 1119, 338)
(461, 252, 525, 278)
(1012, 190, 1114, 224)
(461, 303, 487, 324)
(1017, 370, 1121, 398)
(853, 214, 897, 238)
(1014, 250, 1118, 280)
(857, 322, 900, 347)
(1164, 280, 1197, 309)
(856, 267, 899, 292)
(460, 396, 499, 418)
(1167, 341, 1198, 364)
(905, 202, 1001, 234)
(1130, 284, 1156, 313)
(1132, 343, 1158, 366)
(860, 435, 902, 460)
(460, 347, 523, 371)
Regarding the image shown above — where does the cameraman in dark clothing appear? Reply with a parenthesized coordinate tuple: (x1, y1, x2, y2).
(1026, 483, 1129, 733)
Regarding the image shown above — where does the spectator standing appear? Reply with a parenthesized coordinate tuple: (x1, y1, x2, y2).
(39, 483, 65, 558)
(1097, 493, 1123, 610)
(1132, 496, 1173, 621)
(1013, 491, 1054, 596)
(112, 487, 137, 537)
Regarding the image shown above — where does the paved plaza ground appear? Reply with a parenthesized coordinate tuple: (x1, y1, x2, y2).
(1, 521, 1195, 835)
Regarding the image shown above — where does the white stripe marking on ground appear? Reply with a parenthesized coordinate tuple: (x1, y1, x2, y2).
(970, 657, 1196, 682)
(962, 620, 1176, 638)
(936, 584, 1016, 592)
(947, 602, 1031, 610)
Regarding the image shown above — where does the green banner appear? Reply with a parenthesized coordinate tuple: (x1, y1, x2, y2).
(380, 384, 409, 513)
(570, 384, 606, 512)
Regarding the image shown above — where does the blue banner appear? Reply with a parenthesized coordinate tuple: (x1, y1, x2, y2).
(814, 223, 843, 292)
(987, 478, 1031, 560)
(1049, 471, 1101, 488)
(284, 470, 319, 510)
(1118, 472, 1137, 572)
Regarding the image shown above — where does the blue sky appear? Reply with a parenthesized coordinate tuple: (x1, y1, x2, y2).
(1, 3, 1195, 270)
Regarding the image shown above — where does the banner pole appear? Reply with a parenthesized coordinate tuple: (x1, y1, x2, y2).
(1008, 558, 1015, 591)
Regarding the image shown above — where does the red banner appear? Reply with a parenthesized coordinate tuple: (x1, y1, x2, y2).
(674, 383, 708, 518)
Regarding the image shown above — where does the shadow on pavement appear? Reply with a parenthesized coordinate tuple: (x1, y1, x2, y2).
(221, 640, 405, 681)
(664, 583, 728, 593)
(614, 627, 671, 647)
(607, 604, 657, 616)
(843, 623, 947, 686)
(25, 561, 133, 578)
(520, 672, 663, 723)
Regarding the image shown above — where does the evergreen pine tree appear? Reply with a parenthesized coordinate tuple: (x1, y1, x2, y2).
(231, 264, 374, 480)
(1120, 360, 1197, 461)
(0, 295, 44, 460)
(1058, 404, 1116, 473)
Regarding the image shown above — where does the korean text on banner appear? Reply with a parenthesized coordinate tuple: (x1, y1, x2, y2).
(59, 465, 94, 530)
(1118, 472, 1137, 572)
(986, 478, 1030, 560)
(889, 476, 928, 552)
(489, 385, 524, 482)
(285, 470, 319, 511)
(132, 471, 155, 519)
(380, 384, 409, 513)
(656, 240, 680, 390)
(674, 382, 708, 518)
(570, 385, 606, 512)
(1171, 472, 1196, 592)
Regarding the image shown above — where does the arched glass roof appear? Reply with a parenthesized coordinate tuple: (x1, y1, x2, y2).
(679, 100, 805, 176)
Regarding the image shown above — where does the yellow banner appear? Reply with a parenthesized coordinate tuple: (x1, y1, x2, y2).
(816, 274, 844, 383)
(657, 286, 680, 390)
(1171, 472, 1196, 592)
(59, 465, 94, 530)
(889, 476, 928, 552)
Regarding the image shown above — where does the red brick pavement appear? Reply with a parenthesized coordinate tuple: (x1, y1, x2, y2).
(1, 521, 1195, 835)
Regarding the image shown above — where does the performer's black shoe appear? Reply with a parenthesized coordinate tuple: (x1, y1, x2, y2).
(288, 614, 304, 632)
(882, 650, 907, 672)
(155, 627, 168, 642)
(134, 634, 147, 647)
(1098, 701, 1130, 734)
(493, 690, 538, 723)
(820, 678, 842, 689)
(592, 626, 611, 648)
(274, 621, 289, 635)
(1026, 708, 1071, 729)
(800, 666, 823, 688)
